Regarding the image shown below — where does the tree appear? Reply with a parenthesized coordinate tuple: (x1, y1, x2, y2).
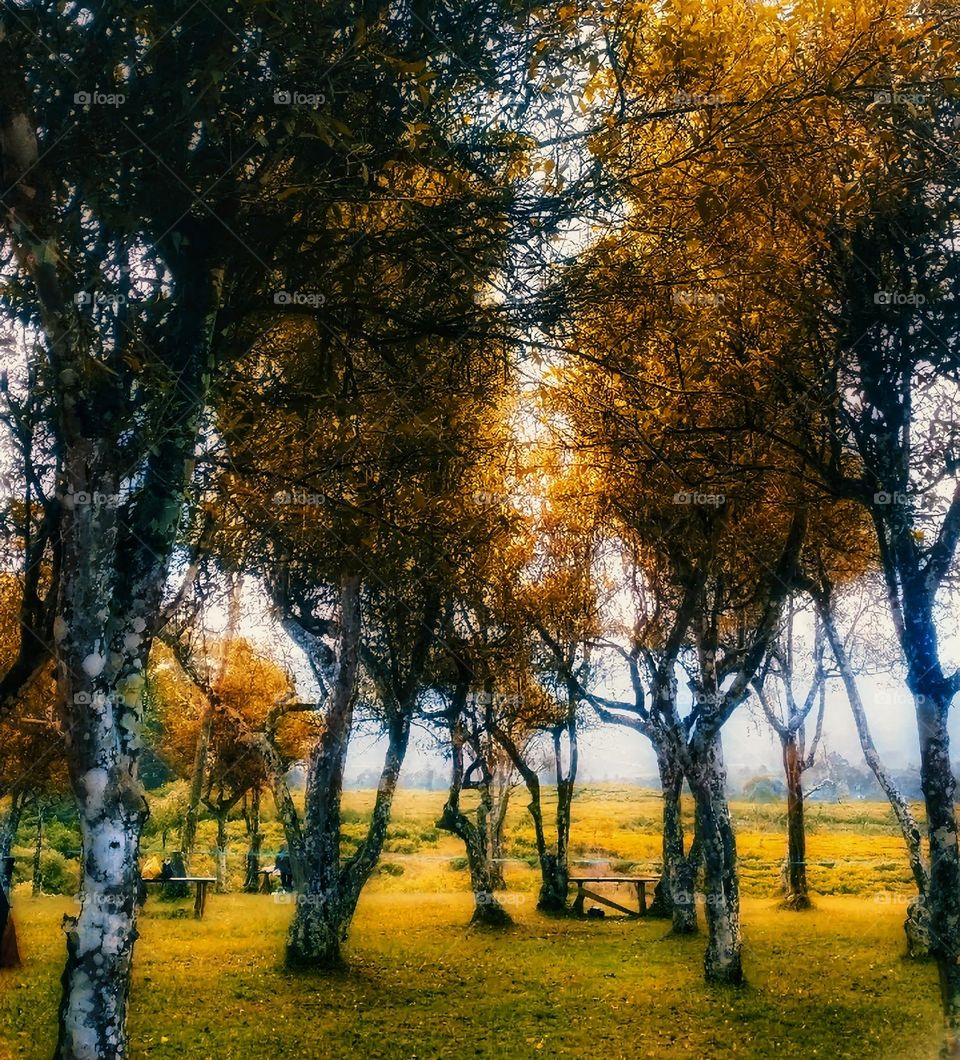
(0, 3, 535, 1049)
(752, 602, 827, 909)
(557, 0, 960, 995)
(811, 574, 930, 952)
(0, 576, 66, 967)
(151, 636, 311, 892)
(602, 0, 960, 1032)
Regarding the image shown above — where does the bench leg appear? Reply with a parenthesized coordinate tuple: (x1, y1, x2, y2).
(573, 884, 586, 916)
(637, 881, 647, 916)
(194, 882, 206, 920)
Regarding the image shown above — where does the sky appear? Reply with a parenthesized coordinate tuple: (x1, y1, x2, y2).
(339, 667, 935, 788)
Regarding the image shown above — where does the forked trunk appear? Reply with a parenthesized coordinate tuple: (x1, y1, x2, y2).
(286, 576, 362, 970)
(438, 712, 512, 927)
(288, 717, 411, 966)
(286, 577, 413, 968)
(439, 796, 512, 926)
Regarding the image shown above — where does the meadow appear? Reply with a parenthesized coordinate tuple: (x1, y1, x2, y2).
(0, 786, 943, 1058)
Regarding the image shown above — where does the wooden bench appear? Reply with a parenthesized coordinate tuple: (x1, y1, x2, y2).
(569, 875, 660, 917)
(257, 866, 278, 893)
(141, 876, 216, 920)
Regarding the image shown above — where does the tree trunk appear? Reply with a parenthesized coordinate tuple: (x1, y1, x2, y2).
(0, 797, 21, 968)
(53, 279, 221, 1055)
(439, 797, 512, 927)
(31, 806, 43, 897)
(286, 576, 362, 970)
(244, 786, 262, 893)
(214, 811, 228, 894)
(289, 712, 412, 965)
(0, 794, 23, 864)
(262, 759, 305, 892)
(54, 750, 148, 1059)
(439, 711, 512, 927)
(488, 778, 510, 891)
(180, 702, 214, 870)
(480, 779, 505, 891)
(688, 728, 743, 985)
(781, 732, 810, 910)
(914, 689, 960, 1049)
(819, 602, 929, 895)
(653, 741, 698, 933)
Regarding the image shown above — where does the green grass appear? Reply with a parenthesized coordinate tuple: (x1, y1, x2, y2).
(0, 893, 943, 1059)
(0, 787, 947, 1058)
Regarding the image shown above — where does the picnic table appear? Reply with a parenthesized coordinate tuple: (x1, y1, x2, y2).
(257, 865, 278, 893)
(568, 875, 660, 917)
(141, 876, 216, 919)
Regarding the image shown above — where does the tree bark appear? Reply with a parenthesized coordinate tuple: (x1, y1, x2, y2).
(0, 885, 19, 968)
(214, 811, 228, 894)
(286, 575, 363, 969)
(54, 755, 148, 1059)
(914, 689, 960, 1045)
(439, 712, 512, 927)
(52, 255, 223, 1057)
(0, 793, 23, 865)
(687, 727, 743, 985)
(180, 701, 214, 871)
(487, 773, 510, 891)
(654, 741, 699, 933)
(781, 732, 811, 910)
(438, 796, 512, 927)
(491, 725, 567, 913)
(31, 805, 43, 897)
(818, 600, 929, 897)
(262, 756, 305, 892)
(0, 795, 22, 968)
(244, 786, 262, 893)
(288, 712, 411, 965)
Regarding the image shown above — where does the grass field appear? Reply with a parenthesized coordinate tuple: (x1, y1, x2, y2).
(0, 786, 946, 1058)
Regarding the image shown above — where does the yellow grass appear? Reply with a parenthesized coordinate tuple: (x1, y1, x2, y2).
(0, 786, 941, 1058)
